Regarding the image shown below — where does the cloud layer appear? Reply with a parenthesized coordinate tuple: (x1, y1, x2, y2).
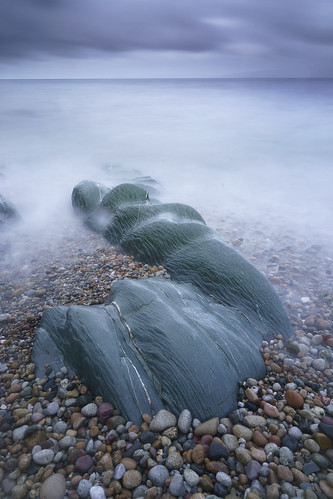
(1, 0, 332, 77)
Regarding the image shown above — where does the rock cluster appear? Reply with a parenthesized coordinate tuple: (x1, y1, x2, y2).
(1, 205, 332, 498)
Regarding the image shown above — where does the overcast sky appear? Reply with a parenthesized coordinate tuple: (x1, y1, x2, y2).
(1, 0, 333, 79)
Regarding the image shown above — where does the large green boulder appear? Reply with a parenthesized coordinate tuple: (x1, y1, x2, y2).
(33, 279, 266, 422)
(71, 180, 110, 215)
(85, 183, 150, 233)
(71, 180, 292, 338)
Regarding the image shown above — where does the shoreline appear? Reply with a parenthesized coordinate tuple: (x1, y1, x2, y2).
(1, 221, 333, 498)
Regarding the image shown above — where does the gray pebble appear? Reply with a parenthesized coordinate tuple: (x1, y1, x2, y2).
(168, 472, 186, 496)
(13, 425, 29, 441)
(33, 449, 54, 465)
(89, 486, 106, 499)
(59, 435, 76, 450)
(45, 401, 59, 416)
(81, 403, 98, 417)
(288, 426, 303, 440)
(149, 409, 177, 432)
(216, 471, 232, 488)
(53, 421, 68, 434)
(113, 463, 126, 480)
(177, 409, 192, 434)
(77, 479, 92, 498)
(148, 465, 169, 487)
(312, 358, 326, 371)
(183, 468, 200, 487)
(132, 485, 148, 498)
(279, 446, 294, 467)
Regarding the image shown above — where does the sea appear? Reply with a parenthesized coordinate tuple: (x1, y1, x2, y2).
(0, 78, 332, 251)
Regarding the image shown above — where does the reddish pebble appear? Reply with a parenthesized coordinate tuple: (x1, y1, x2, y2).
(97, 402, 114, 424)
(285, 390, 304, 409)
(74, 454, 94, 473)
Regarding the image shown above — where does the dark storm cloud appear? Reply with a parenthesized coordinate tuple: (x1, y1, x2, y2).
(1, 0, 333, 67)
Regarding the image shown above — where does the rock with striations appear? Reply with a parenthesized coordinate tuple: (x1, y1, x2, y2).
(33, 278, 267, 423)
(32, 180, 294, 423)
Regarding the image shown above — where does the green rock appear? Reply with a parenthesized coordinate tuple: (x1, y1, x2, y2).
(71, 180, 110, 215)
(33, 279, 266, 422)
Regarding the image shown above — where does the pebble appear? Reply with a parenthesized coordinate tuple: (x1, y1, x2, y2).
(122, 470, 142, 489)
(2, 224, 333, 499)
(177, 408, 192, 434)
(168, 472, 186, 496)
(40, 473, 66, 499)
(194, 417, 219, 436)
(216, 471, 232, 488)
(149, 409, 177, 432)
(32, 448, 54, 465)
(77, 479, 93, 498)
(148, 464, 170, 486)
(184, 468, 200, 486)
(90, 485, 107, 499)
(45, 401, 59, 416)
(81, 402, 98, 416)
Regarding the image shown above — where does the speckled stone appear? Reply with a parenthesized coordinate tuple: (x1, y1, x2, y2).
(147, 465, 169, 487)
(149, 410, 177, 432)
(81, 403, 98, 417)
(45, 401, 59, 416)
(165, 452, 183, 470)
(40, 473, 66, 499)
(177, 409, 192, 434)
(243, 415, 267, 428)
(216, 471, 232, 488)
(232, 424, 253, 441)
(184, 468, 200, 487)
(122, 470, 142, 489)
(90, 485, 106, 499)
(77, 479, 93, 498)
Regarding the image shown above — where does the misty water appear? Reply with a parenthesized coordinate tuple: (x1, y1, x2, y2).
(1, 78, 333, 263)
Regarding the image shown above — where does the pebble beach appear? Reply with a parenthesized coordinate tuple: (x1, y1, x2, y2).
(1, 216, 333, 499)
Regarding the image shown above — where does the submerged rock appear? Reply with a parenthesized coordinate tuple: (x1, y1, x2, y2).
(0, 194, 20, 226)
(33, 279, 266, 422)
(71, 180, 110, 215)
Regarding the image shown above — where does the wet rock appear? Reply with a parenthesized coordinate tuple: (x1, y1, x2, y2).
(150, 410, 177, 432)
(40, 473, 66, 499)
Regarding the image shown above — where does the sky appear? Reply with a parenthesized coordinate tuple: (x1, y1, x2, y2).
(1, 0, 333, 79)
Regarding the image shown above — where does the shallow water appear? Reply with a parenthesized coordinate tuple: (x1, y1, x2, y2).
(0, 78, 332, 249)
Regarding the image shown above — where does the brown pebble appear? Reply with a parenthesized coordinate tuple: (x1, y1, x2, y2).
(122, 470, 142, 489)
(245, 388, 260, 405)
(192, 444, 205, 464)
(142, 413, 152, 424)
(5, 393, 20, 404)
(253, 430, 268, 447)
(121, 457, 137, 470)
(292, 468, 310, 485)
(313, 432, 332, 450)
(200, 474, 214, 492)
(250, 447, 266, 462)
(285, 390, 304, 409)
(206, 461, 228, 475)
(277, 465, 293, 482)
(89, 426, 99, 438)
(263, 403, 281, 419)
